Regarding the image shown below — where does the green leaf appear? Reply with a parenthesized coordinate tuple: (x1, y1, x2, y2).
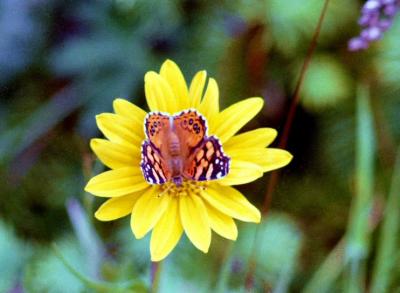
(370, 145, 400, 293)
(376, 17, 400, 88)
(0, 86, 86, 165)
(66, 198, 105, 279)
(319, 103, 355, 183)
(0, 220, 31, 292)
(159, 248, 212, 293)
(24, 236, 147, 293)
(24, 237, 86, 293)
(265, 0, 357, 56)
(298, 54, 352, 111)
(303, 239, 345, 293)
(344, 83, 375, 292)
(235, 213, 303, 290)
(165, 237, 215, 292)
(51, 242, 147, 293)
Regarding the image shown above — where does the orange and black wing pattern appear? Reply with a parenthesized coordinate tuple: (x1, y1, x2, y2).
(184, 136, 230, 181)
(141, 112, 172, 184)
(173, 110, 207, 151)
(141, 141, 171, 184)
(144, 112, 170, 150)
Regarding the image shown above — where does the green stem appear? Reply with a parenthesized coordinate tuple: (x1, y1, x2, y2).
(244, 227, 261, 291)
(304, 198, 383, 292)
(151, 261, 163, 293)
(303, 239, 345, 293)
(262, 0, 331, 215)
(370, 145, 400, 293)
(52, 243, 147, 292)
(215, 241, 234, 293)
(344, 83, 375, 292)
(244, 0, 332, 290)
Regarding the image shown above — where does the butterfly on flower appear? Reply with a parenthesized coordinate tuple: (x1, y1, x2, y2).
(140, 109, 230, 186)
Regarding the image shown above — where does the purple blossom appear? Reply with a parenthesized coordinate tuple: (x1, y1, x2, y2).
(348, 0, 400, 51)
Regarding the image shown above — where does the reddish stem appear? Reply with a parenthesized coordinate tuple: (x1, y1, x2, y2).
(244, 0, 332, 290)
(261, 0, 331, 214)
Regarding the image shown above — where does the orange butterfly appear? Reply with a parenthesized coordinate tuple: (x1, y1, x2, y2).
(141, 110, 230, 186)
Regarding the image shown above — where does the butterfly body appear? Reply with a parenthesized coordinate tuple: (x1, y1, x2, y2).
(141, 110, 230, 186)
(164, 127, 184, 185)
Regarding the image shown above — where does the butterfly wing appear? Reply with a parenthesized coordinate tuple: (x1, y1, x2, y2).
(142, 112, 172, 184)
(143, 110, 229, 184)
(144, 112, 171, 150)
(141, 141, 171, 184)
(173, 110, 207, 157)
(183, 136, 230, 181)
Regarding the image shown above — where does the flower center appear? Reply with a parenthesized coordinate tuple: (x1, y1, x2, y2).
(159, 179, 208, 197)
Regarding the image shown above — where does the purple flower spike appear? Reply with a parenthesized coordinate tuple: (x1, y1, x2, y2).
(358, 14, 373, 26)
(382, 0, 395, 4)
(384, 4, 398, 15)
(348, 0, 400, 51)
(362, 26, 382, 41)
(362, 0, 381, 12)
(348, 37, 369, 51)
(379, 18, 393, 30)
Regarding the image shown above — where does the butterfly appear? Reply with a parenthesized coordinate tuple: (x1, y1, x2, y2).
(140, 109, 230, 186)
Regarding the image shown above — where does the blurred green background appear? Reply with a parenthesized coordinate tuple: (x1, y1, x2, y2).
(1, 0, 400, 292)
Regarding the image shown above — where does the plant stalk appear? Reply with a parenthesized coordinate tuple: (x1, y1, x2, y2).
(344, 83, 375, 292)
(370, 144, 400, 293)
(244, 0, 331, 290)
(151, 261, 163, 293)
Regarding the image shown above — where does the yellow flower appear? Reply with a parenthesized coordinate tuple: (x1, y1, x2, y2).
(85, 60, 292, 261)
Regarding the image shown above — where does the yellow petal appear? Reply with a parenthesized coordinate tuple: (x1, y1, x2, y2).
(189, 71, 207, 108)
(205, 203, 237, 240)
(96, 113, 144, 147)
(131, 187, 170, 239)
(211, 98, 264, 143)
(160, 60, 190, 110)
(202, 184, 261, 223)
(145, 72, 177, 113)
(150, 197, 183, 261)
(90, 138, 140, 169)
(218, 160, 263, 186)
(228, 148, 293, 172)
(112, 98, 147, 126)
(223, 128, 278, 150)
(145, 71, 164, 112)
(180, 194, 211, 253)
(85, 167, 148, 197)
(198, 78, 219, 121)
(94, 190, 145, 221)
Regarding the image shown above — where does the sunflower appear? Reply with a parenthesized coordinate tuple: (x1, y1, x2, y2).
(85, 60, 292, 261)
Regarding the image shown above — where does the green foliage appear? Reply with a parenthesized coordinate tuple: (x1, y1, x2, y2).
(344, 84, 375, 292)
(24, 237, 86, 293)
(319, 102, 356, 183)
(371, 146, 400, 293)
(0, 133, 82, 240)
(48, 2, 150, 136)
(159, 248, 212, 293)
(227, 0, 357, 57)
(234, 213, 303, 290)
(112, 223, 152, 280)
(0, 220, 31, 292)
(376, 17, 400, 87)
(0, 1, 49, 85)
(298, 54, 353, 111)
